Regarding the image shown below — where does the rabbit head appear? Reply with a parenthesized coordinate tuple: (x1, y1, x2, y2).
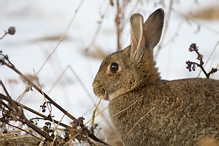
(93, 9, 164, 100)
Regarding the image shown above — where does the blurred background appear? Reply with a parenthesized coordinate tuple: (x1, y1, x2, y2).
(0, 0, 219, 145)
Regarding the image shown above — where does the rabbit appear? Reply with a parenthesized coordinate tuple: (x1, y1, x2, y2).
(92, 8, 219, 146)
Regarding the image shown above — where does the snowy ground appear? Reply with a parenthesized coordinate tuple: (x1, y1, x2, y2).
(0, 0, 219, 143)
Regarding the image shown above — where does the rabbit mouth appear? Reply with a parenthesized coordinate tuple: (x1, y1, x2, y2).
(93, 83, 108, 100)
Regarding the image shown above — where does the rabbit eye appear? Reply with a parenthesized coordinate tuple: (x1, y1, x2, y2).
(110, 62, 119, 73)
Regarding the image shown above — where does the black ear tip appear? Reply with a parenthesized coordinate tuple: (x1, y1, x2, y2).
(157, 8, 164, 12)
(155, 8, 164, 16)
(150, 8, 164, 20)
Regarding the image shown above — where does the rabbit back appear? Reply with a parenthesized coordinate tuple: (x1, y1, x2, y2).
(109, 78, 219, 146)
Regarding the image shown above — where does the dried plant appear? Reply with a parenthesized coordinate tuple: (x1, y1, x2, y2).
(0, 27, 108, 145)
(186, 43, 218, 78)
(0, 26, 16, 40)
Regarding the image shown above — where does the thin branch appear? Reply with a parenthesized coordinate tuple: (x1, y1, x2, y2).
(6, 122, 43, 142)
(186, 43, 218, 78)
(37, 0, 84, 75)
(121, 0, 141, 31)
(85, 106, 108, 125)
(115, 0, 122, 50)
(86, 4, 109, 52)
(0, 58, 109, 146)
(0, 27, 16, 40)
(197, 41, 219, 77)
(91, 98, 102, 127)
(0, 80, 11, 99)
(1, 61, 76, 121)
(0, 93, 53, 141)
(33, 70, 59, 137)
(155, 0, 173, 59)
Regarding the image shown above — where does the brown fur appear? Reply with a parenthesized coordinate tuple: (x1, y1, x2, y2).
(92, 9, 219, 145)
(109, 78, 219, 145)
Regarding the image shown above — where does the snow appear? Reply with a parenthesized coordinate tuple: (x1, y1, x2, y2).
(0, 0, 219, 143)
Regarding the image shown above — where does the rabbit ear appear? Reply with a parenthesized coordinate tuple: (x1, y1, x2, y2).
(143, 8, 164, 49)
(130, 9, 164, 62)
(130, 13, 145, 61)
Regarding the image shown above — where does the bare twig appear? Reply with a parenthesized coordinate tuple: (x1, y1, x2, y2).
(121, 0, 141, 31)
(186, 43, 218, 78)
(155, 0, 173, 59)
(0, 93, 53, 141)
(85, 106, 108, 125)
(5, 122, 43, 142)
(115, 0, 122, 50)
(1, 60, 76, 121)
(37, 0, 84, 75)
(33, 70, 59, 137)
(173, 8, 219, 34)
(0, 55, 109, 145)
(0, 80, 11, 98)
(86, 4, 109, 52)
(91, 98, 102, 127)
(197, 41, 219, 77)
(48, 65, 96, 106)
(0, 27, 16, 40)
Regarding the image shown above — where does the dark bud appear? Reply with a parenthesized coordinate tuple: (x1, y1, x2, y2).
(93, 123, 98, 129)
(3, 129, 8, 134)
(110, 0, 114, 6)
(189, 43, 197, 52)
(45, 122, 51, 126)
(8, 27, 16, 35)
(189, 47, 193, 52)
(188, 68, 192, 72)
(209, 67, 218, 75)
(189, 43, 194, 51)
(192, 64, 196, 71)
(47, 114, 54, 120)
(43, 126, 49, 132)
(190, 43, 196, 48)
(186, 61, 192, 72)
(51, 133, 55, 138)
(197, 54, 203, 61)
(212, 68, 218, 72)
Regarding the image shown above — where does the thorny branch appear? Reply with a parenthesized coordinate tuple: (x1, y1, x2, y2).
(186, 43, 218, 78)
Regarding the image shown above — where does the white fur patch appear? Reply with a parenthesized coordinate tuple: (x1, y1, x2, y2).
(108, 88, 126, 101)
